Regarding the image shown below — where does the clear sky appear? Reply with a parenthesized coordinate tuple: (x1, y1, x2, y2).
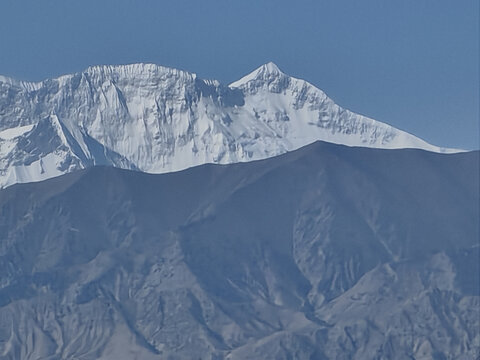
(0, 0, 478, 149)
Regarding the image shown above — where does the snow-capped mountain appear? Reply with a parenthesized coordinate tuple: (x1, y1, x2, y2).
(0, 62, 457, 188)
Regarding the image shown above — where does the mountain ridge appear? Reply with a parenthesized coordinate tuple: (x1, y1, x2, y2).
(0, 141, 477, 359)
(0, 62, 461, 188)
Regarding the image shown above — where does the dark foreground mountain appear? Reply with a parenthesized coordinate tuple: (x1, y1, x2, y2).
(0, 141, 478, 359)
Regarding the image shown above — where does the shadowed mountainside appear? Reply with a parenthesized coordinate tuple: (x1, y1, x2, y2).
(0, 141, 478, 359)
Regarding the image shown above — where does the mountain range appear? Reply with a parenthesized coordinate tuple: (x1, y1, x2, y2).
(0, 62, 458, 188)
(0, 141, 477, 359)
(0, 63, 477, 359)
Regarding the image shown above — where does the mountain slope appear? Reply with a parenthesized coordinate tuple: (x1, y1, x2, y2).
(0, 142, 477, 359)
(0, 62, 458, 188)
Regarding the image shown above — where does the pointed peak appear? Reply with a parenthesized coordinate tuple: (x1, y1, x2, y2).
(229, 62, 286, 88)
(261, 61, 282, 74)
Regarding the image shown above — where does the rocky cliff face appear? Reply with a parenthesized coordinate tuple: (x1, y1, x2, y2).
(0, 62, 456, 188)
(0, 142, 477, 359)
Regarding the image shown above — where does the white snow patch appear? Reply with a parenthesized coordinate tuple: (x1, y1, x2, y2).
(0, 124, 34, 140)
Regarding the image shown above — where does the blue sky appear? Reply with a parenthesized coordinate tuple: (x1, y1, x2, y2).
(0, 0, 478, 149)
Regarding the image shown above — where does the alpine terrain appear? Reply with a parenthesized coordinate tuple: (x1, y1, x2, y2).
(0, 62, 477, 359)
(0, 62, 458, 188)
(0, 141, 478, 359)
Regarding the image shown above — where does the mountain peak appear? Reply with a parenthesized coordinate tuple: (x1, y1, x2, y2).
(260, 61, 282, 74)
(229, 61, 285, 88)
(0, 61, 460, 188)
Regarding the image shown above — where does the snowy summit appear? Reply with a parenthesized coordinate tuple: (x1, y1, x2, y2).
(0, 62, 459, 188)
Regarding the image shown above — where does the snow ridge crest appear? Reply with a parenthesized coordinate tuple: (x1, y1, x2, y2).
(0, 62, 459, 188)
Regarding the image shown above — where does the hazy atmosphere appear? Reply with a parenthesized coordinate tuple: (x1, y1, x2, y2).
(0, 2, 478, 359)
(0, 0, 478, 149)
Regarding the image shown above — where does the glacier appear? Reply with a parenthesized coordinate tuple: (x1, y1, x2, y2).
(0, 62, 459, 188)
